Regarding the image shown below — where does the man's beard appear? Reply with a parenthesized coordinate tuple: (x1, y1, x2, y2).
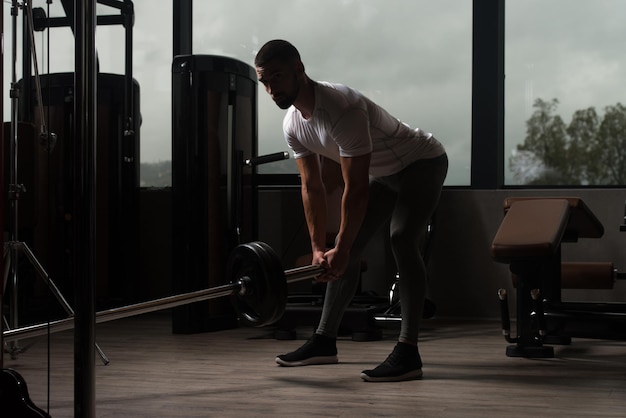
(274, 89, 298, 109)
(273, 75, 300, 109)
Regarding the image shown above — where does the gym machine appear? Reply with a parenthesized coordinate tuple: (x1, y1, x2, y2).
(492, 197, 626, 358)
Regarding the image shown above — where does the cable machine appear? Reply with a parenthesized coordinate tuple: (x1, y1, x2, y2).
(13, 0, 140, 313)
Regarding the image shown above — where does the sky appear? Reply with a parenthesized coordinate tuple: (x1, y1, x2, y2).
(505, 0, 626, 178)
(3, 0, 625, 185)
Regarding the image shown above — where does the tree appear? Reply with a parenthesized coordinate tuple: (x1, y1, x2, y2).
(592, 103, 626, 184)
(510, 99, 626, 185)
(512, 98, 571, 185)
(565, 107, 599, 184)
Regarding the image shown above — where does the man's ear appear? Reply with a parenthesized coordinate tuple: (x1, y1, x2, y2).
(295, 60, 306, 77)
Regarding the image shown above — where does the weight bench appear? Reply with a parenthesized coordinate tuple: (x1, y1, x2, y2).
(490, 197, 613, 357)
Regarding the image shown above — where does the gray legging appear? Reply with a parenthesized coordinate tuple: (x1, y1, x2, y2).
(316, 153, 448, 343)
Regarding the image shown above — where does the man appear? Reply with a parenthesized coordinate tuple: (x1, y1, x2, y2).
(254, 40, 448, 382)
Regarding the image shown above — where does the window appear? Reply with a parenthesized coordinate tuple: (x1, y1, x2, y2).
(505, 0, 626, 186)
(193, 0, 471, 183)
(2, 1, 173, 187)
(3, 1, 471, 186)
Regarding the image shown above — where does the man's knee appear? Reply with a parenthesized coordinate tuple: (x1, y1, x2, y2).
(389, 229, 421, 255)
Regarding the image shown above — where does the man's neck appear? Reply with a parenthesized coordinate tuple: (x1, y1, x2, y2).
(295, 78, 316, 120)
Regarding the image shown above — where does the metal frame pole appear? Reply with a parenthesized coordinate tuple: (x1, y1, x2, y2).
(74, 0, 98, 416)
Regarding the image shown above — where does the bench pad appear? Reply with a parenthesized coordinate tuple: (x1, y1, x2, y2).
(491, 199, 570, 262)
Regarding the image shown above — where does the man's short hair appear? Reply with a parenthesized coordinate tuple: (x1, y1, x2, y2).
(255, 40, 301, 68)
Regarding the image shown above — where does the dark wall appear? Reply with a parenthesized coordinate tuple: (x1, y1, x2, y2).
(139, 187, 626, 319)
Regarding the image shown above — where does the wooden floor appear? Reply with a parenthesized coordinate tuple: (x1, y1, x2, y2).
(4, 312, 626, 417)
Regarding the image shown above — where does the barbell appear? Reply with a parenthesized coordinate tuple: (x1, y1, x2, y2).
(3, 241, 325, 342)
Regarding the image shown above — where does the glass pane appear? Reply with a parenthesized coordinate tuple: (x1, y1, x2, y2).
(2, 3, 133, 99)
(2, 1, 173, 187)
(193, 0, 471, 183)
(505, 0, 626, 186)
(3, 1, 470, 186)
(132, 1, 172, 185)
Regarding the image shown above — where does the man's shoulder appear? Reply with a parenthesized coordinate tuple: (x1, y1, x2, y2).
(316, 82, 365, 112)
(317, 81, 353, 98)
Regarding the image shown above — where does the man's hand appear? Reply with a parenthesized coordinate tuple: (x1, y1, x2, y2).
(313, 247, 350, 282)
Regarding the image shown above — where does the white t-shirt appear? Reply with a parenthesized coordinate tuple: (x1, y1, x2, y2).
(284, 81, 445, 177)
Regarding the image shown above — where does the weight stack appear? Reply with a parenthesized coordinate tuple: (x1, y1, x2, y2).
(172, 55, 258, 333)
(15, 73, 141, 310)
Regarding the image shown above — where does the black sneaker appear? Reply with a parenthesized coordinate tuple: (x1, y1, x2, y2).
(360, 342, 423, 382)
(275, 334, 338, 367)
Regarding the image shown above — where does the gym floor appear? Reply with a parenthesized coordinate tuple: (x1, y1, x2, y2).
(6, 312, 626, 417)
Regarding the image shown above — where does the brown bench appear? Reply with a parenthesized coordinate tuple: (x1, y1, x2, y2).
(492, 197, 604, 261)
(494, 196, 611, 288)
(490, 197, 608, 357)
(491, 199, 570, 262)
(502, 197, 604, 240)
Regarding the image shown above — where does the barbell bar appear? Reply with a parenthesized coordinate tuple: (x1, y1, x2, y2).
(3, 241, 325, 343)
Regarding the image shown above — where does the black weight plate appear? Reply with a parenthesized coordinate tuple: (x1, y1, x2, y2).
(227, 241, 287, 327)
(254, 241, 289, 325)
(248, 241, 284, 324)
(238, 241, 287, 326)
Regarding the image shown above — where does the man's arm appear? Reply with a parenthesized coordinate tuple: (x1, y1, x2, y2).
(296, 152, 371, 280)
(295, 154, 328, 259)
(320, 157, 344, 239)
(333, 153, 371, 261)
(314, 152, 370, 280)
